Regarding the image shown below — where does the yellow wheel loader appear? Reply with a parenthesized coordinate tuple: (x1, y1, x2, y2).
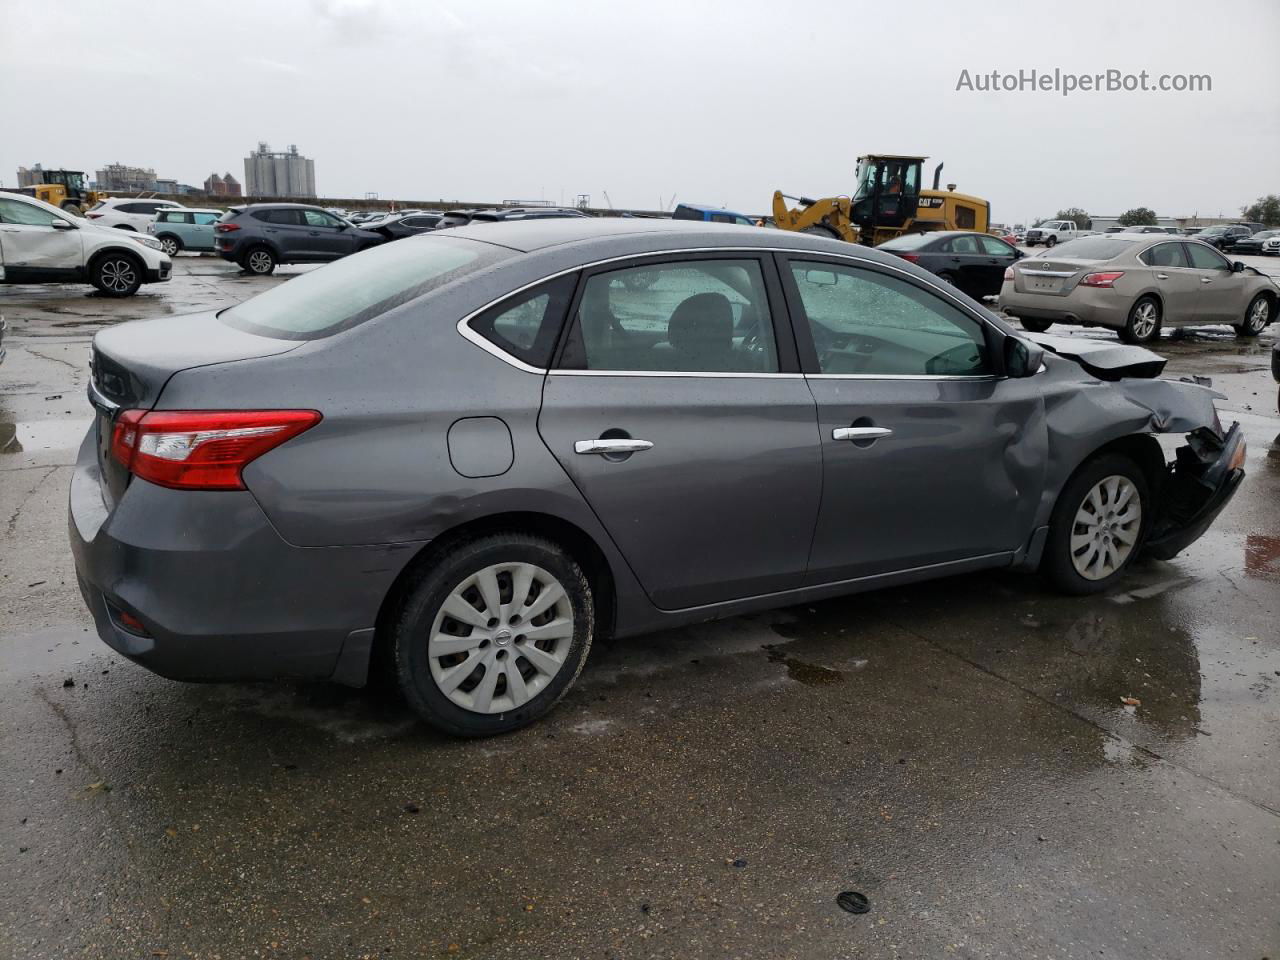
(17, 170, 100, 217)
(772, 155, 990, 246)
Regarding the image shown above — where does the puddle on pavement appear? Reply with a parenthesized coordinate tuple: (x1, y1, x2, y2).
(0, 419, 91, 455)
(765, 645, 847, 686)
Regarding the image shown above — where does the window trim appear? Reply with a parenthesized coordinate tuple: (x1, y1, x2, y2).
(454, 247, 1011, 380)
(777, 252, 1003, 381)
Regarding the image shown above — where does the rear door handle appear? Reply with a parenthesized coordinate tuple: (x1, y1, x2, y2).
(833, 427, 893, 441)
(1200, 277, 1213, 283)
(1155, 273, 1169, 279)
(574, 438, 654, 455)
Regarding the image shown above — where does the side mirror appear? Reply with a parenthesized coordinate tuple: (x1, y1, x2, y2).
(1004, 335, 1045, 378)
(1013, 249, 1025, 259)
(1231, 260, 1245, 273)
(50, 219, 74, 230)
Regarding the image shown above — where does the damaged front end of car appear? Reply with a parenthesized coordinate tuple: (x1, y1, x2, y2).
(1031, 333, 1246, 564)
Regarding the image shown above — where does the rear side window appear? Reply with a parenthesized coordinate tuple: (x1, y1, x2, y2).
(1140, 243, 1188, 268)
(467, 274, 578, 368)
(220, 236, 506, 340)
(559, 259, 779, 373)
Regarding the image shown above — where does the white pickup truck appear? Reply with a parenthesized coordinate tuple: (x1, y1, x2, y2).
(1024, 220, 1095, 247)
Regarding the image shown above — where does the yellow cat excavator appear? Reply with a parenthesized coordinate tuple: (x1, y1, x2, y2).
(772, 154, 990, 246)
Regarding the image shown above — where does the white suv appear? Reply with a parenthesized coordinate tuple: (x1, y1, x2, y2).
(0, 191, 171, 297)
(85, 197, 185, 232)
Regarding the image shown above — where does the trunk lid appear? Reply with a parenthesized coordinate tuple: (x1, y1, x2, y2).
(90, 310, 302, 504)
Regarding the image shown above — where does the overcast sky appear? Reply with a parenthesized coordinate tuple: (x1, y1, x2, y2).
(2, 0, 1277, 224)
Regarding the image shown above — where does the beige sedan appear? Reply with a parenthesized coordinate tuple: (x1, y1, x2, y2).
(998, 234, 1277, 343)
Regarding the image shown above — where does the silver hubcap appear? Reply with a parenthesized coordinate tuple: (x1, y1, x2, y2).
(248, 251, 272, 273)
(161, 238, 178, 255)
(1070, 475, 1142, 580)
(1247, 298, 1268, 331)
(428, 562, 574, 714)
(100, 259, 136, 293)
(1131, 302, 1158, 339)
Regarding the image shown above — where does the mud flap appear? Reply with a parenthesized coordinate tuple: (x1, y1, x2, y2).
(1145, 424, 1245, 561)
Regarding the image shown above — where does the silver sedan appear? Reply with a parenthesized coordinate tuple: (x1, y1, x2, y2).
(998, 234, 1277, 343)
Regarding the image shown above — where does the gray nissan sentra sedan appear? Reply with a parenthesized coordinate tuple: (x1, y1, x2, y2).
(71, 219, 1245, 736)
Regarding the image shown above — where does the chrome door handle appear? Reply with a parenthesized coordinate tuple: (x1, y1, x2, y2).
(574, 438, 654, 455)
(1200, 277, 1212, 283)
(1155, 273, 1169, 279)
(833, 427, 893, 441)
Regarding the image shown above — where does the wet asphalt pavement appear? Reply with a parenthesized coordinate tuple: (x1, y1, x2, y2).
(1, 256, 1278, 959)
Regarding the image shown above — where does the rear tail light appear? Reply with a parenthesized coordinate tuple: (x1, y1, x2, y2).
(1003, 266, 1015, 280)
(214, 222, 240, 233)
(110, 410, 321, 490)
(897, 253, 920, 263)
(1080, 271, 1125, 288)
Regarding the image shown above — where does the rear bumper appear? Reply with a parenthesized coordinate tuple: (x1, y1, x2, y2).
(68, 429, 420, 685)
(998, 285, 1128, 329)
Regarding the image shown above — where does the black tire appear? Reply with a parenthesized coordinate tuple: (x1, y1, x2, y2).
(90, 252, 144, 297)
(1025, 241, 1037, 247)
(61, 202, 84, 217)
(1019, 317, 1053, 333)
(1045, 236, 1057, 248)
(936, 271, 959, 287)
(1119, 295, 1161, 344)
(1042, 453, 1150, 595)
(242, 246, 276, 275)
(1234, 293, 1271, 337)
(392, 533, 594, 737)
(156, 233, 182, 257)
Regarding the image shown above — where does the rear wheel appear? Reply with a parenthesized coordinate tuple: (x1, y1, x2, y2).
(802, 225, 842, 240)
(91, 253, 143, 297)
(242, 246, 276, 275)
(1119, 296, 1161, 343)
(392, 533, 594, 737)
(1234, 294, 1271, 337)
(1042, 454, 1149, 594)
(157, 234, 182, 257)
(1019, 317, 1053, 333)
(61, 202, 84, 217)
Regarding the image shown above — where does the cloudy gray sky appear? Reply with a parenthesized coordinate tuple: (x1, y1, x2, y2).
(2, 0, 1277, 224)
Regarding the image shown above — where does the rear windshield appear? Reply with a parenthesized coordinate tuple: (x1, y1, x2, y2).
(219, 236, 508, 340)
(877, 232, 936, 251)
(1044, 238, 1135, 260)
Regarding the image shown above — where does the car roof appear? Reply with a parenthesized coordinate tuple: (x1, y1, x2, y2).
(235, 202, 329, 210)
(161, 206, 220, 214)
(440, 216, 912, 261)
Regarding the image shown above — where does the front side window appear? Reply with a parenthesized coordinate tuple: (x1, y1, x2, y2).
(789, 261, 990, 377)
(559, 259, 779, 373)
(468, 274, 577, 368)
(303, 209, 342, 228)
(0, 198, 63, 227)
(979, 235, 1015, 256)
(193, 213, 219, 226)
(1185, 242, 1230, 270)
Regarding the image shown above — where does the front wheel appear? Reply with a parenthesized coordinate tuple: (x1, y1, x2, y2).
(1045, 236, 1057, 248)
(1019, 317, 1053, 333)
(1234, 294, 1271, 337)
(1120, 296, 1161, 343)
(1042, 454, 1149, 594)
(242, 247, 276, 275)
(91, 254, 143, 297)
(392, 533, 594, 737)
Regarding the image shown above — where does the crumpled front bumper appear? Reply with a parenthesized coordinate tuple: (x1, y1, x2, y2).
(1146, 423, 1245, 560)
